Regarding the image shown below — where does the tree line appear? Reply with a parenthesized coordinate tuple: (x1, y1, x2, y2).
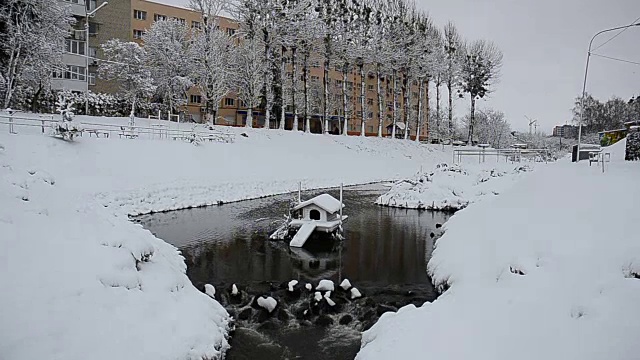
(1, 0, 503, 143)
(572, 93, 640, 133)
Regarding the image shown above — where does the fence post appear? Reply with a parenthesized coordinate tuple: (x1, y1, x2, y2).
(9, 113, 15, 134)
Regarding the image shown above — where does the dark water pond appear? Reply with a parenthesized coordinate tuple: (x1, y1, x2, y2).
(136, 184, 450, 360)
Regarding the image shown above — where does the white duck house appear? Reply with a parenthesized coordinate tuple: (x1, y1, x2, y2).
(287, 191, 348, 248)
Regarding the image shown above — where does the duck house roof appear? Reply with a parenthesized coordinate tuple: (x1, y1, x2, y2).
(293, 194, 344, 214)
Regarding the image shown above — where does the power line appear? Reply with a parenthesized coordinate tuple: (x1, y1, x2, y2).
(591, 16, 640, 52)
(590, 52, 640, 66)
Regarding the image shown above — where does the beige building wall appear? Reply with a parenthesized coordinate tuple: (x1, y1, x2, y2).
(89, 0, 428, 139)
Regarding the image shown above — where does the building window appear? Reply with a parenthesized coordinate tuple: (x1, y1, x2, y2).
(62, 65, 86, 81)
(311, 75, 319, 82)
(368, 84, 374, 91)
(154, 13, 167, 21)
(133, 29, 144, 39)
(190, 95, 202, 104)
(63, 0, 83, 4)
(133, 9, 146, 20)
(65, 39, 86, 55)
(224, 98, 235, 107)
(88, 72, 96, 85)
(226, 28, 236, 36)
(173, 17, 186, 25)
(367, 98, 373, 105)
(191, 21, 201, 29)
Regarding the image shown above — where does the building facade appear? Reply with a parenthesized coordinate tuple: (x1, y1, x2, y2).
(72, 0, 428, 139)
(552, 124, 578, 138)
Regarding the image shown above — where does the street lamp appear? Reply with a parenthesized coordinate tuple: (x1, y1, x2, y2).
(576, 22, 640, 161)
(85, 1, 108, 115)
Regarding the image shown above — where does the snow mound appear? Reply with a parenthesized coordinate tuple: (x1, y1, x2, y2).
(205, 284, 216, 298)
(317, 279, 335, 292)
(358, 159, 640, 360)
(376, 162, 534, 211)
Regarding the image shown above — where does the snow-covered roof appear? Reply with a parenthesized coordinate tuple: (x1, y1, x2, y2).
(293, 194, 344, 213)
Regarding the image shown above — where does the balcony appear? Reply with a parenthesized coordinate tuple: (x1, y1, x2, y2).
(60, 0, 87, 17)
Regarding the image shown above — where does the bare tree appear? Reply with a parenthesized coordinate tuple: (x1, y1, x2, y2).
(458, 39, 503, 144)
(233, 38, 266, 128)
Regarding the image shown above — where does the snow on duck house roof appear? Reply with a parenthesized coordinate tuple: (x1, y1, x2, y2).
(293, 194, 344, 214)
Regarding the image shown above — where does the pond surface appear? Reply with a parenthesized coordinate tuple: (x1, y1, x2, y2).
(136, 184, 450, 360)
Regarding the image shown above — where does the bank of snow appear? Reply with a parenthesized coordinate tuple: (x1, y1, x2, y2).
(357, 139, 640, 360)
(376, 162, 534, 210)
(0, 115, 448, 360)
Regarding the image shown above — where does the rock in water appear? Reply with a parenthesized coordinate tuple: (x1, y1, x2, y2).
(339, 279, 352, 291)
(305, 283, 313, 291)
(231, 284, 239, 296)
(339, 314, 353, 325)
(317, 279, 334, 292)
(257, 296, 278, 313)
(314, 291, 323, 302)
(204, 284, 216, 298)
(288, 280, 298, 292)
(324, 291, 331, 299)
(350, 287, 362, 300)
(325, 297, 336, 307)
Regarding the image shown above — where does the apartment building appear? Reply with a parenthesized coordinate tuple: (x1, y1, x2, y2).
(86, 0, 428, 139)
(52, 0, 98, 93)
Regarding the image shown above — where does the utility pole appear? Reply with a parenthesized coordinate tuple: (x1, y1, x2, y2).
(84, 1, 109, 115)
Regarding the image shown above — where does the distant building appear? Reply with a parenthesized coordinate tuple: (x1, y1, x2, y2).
(552, 124, 578, 138)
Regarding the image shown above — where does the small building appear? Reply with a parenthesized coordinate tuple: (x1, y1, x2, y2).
(292, 194, 344, 223)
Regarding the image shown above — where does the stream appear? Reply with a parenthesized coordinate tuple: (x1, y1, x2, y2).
(135, 184, 451, 359)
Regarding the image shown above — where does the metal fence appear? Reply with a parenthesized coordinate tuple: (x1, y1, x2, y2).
(0, 114, 235, 144)
(453, 147, 551, 164)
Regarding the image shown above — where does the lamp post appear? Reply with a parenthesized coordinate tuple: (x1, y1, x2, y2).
(85, 1, 108, 115)
(576, 22, 640, 161)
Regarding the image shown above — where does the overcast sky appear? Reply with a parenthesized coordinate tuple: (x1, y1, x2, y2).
(160, 0, 640, 132)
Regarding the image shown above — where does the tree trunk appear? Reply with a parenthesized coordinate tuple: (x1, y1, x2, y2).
(323, 57, 330, 134)
(342, 67, 348, 136)
(279, 46, 286, 130)
(376, 66, 383, 137)
(291, 47, 298, 131)
(447, 79, 454, 140)
(263, 33, 271, 129)
(467, 96, 475, 144)
(391, 69, 397, 139)
(435, 81, 441, 141)
(359, 63, 366, 136)
(425, 78, 430, 140)
(403, 72, 410, 140)
(246, 106, 253, 128)
(303, 53, 310, 133)
(415, 79, 423, 143)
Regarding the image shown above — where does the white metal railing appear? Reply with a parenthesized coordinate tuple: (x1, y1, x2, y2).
(453, 147, 551, 164)
(0, 114, 235, 143)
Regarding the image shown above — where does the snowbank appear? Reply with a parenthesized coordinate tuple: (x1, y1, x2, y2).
(0, 114, 451, 360)
(376, 162, 534, 211)
(357, 147, 640, 359)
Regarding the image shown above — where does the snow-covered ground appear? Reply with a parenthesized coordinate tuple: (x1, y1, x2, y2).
(0, 113, 451, 360)
(376, 161, 534, 211)
(357, 139, 640, 360)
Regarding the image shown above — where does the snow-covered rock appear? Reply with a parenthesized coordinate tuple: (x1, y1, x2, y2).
(316, 279, 335, 292)
(350, 287, 362, 300)
(314, 292, 323, 302)
(231, 284, 239, 296)
(325, 296, 336, 307)
(305, 283, 313, 291)
(339, 278, 352, 291)
(256, 296, 278, 313)
(288, 280, 298, 292)
(205, 284, 216, 298)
